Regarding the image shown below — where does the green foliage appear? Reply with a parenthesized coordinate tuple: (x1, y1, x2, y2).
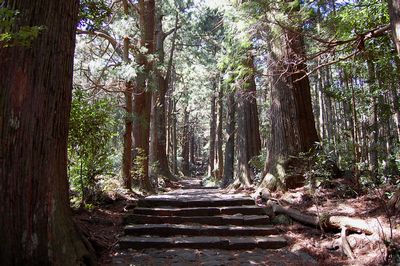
(132, 148, 147, 184)
(68, 87, 117, 204)
(0, 2, 44, 48)
(79, 0, 111, 30)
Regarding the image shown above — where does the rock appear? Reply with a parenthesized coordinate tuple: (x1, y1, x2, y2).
(272, 214, 292, 225)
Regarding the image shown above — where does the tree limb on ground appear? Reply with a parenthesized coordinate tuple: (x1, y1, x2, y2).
(266, 200, 394, 238)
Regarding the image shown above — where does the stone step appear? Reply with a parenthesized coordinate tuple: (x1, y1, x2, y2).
(119, 236, 287, 250)
(138, 197, 255, 208)
(133, 205, 265, 216)
(124, 224, 278, 237)
(124, 214, 270, 226)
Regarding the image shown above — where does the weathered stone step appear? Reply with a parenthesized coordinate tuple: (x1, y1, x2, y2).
(119, 236, 287, 250)
(133, 205, 265, 216)
(124, 224, 278, 237)
(138, 197, 255, 208)
(124, 214, 270, 226)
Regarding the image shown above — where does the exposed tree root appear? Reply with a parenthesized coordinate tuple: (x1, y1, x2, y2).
(340, 226, 355, 259)
(266, 200, 394, 238)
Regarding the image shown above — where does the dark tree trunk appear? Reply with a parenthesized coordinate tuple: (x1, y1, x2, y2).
(208, 85, 217, 177)
(222, 93, 236, 187)
(216, 83, 224, 180)
(172, 100, 178, 174)
(122, 85, 133, 189)
(149, 88, 158, 182)
(392, 58, 400, 142)
(261, 6, 319, 190)
(133, 82, 152, 191)
(236, 53, 261, 186)
(388, 0, 400, 54)
(133, 0, 156, 192)
(190, 127, 196, 165)
(181, 108, 190, 176)
(0, 0, 94, 265)
(121, 0, 133, 189)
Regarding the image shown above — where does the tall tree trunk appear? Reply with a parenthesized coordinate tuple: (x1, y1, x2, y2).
(133, 0, 156, 192)
(153, 11, 179, 180)
(261, 4, 319, 190)
(121, 0, 133, 190)
(349, 73, 361, 186)
(392, 58, 400, 141)
(181, 108, 190, 176)
(367, 58, 379, 179)
(172, 100, 178, 174)
(149, 88, 158, 184)
(236, 53, 261, 187)
(388, 0, 400, 55)
(208, 84, 217, 177)
(122, 84, 133, 189)
(0, 0, 94, 264)
(222, 93, 236, 187)
(216, 82, 224, 180)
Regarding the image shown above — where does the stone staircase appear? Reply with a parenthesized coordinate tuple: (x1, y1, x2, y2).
(119, 179, 286, 250)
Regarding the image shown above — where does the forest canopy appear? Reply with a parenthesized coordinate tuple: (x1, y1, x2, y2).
(71, 0, 400, 197)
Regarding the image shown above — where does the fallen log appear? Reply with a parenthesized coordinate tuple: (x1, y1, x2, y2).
(266, 200, 393, 238)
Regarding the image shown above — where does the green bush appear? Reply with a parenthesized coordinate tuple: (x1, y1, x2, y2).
(68, 87, 117, 206)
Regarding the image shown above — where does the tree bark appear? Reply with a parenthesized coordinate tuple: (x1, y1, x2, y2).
(153, 11, 179, 180)
(367, 58, 379, 179)
(216, 82, 224, 180)
(208, 84, 217, 177)
(181, 108, 190, 176)
(0, 0, 94, 264)
(122, 84, 133, 190)
(133, 0, 156, 192)
(121, 0, 133, 190)
(262, 4, 319, 190)
(222, 93, 236, 187)
(266, 200, 394, 238)
(388, 0, 400, 55)
(236, 53, 261, 187)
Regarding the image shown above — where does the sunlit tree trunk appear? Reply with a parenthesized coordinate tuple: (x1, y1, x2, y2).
(152, 10, 179, 180)
(0, 0, 94, 264)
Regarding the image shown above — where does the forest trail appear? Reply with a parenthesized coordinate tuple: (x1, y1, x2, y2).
(111, 178, 316, 265)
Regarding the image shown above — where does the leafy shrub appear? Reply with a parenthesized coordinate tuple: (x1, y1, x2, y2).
(68, 87, 117, 206)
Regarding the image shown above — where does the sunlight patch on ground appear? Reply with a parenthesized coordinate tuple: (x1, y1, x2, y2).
(307, 201, 357, 216)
